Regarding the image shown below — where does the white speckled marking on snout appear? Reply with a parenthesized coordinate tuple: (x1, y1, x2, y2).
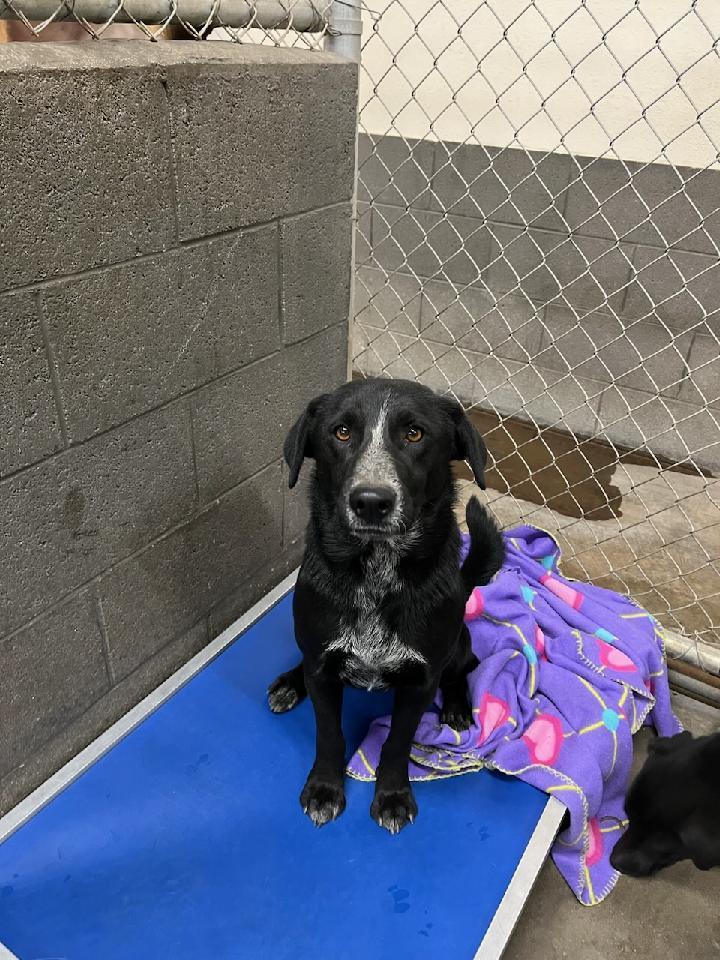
(346, 394, 402, 525)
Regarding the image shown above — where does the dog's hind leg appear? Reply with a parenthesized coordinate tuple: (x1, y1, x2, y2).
(439, 625, 477, 732)
(267, 661, 307, 714)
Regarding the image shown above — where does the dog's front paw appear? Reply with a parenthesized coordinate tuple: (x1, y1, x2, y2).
(440, 693, 473, 732)
(371, 786, 418, 835)
(300, 775, 346, 827)
(268, 668, 305, 714)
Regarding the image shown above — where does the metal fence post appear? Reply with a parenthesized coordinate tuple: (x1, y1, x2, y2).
(325, 0, 362, 380)
(324, 0, 362, 62)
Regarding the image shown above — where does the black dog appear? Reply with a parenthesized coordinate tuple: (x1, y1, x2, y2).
(267, 378, 505, 833)
(610, 730, 720, 876)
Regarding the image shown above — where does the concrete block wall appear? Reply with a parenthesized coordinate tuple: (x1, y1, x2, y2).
(354, 134, 720, 472)
(0, 42, 357, 815)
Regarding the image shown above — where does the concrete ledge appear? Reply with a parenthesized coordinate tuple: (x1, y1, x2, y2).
(0, 40, 353, 73)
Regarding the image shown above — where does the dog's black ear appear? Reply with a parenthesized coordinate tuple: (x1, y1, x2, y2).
(283, 395, 326, 489)
(443, 396, 487, 489)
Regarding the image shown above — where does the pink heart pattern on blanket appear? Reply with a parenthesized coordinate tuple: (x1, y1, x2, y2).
(596, 636, 636, 672)
(475, 693, 510, 745)
(522, 714, 563, 766)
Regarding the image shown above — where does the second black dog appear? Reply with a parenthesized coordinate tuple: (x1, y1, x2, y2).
(267, 378, 505, 834)
(610, 729, 720, 876)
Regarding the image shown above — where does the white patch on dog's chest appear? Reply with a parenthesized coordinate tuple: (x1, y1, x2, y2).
(327, 548, 426, 690)
(332, 619, 419, 691)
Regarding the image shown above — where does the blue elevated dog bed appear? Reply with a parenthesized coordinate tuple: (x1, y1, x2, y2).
(0, 575, 561, 960)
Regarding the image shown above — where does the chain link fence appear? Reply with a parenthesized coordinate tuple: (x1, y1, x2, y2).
(0, 0, 331, 43)
(353, 0, 720, 680)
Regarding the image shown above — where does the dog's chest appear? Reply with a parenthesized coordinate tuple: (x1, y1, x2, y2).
(328, 552, 425, 691)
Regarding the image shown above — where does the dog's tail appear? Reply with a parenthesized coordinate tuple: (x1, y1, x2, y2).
(460, 496, 505, 597)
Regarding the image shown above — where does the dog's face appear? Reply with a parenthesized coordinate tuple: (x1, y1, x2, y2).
(610, 731, 720, 876)
(284, 378, 487, 539)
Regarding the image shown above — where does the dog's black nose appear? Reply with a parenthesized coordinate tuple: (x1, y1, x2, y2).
(349, 486, 397, 525)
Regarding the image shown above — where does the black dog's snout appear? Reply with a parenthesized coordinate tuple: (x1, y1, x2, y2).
(349, 486, 397, 525)
(608, 842, 631, 874)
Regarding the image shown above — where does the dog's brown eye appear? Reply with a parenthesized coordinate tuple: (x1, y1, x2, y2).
(406, 426, 423, 443)
(334, 425, 351, 442)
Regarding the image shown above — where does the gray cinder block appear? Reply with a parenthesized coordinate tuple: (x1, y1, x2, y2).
(41, 226, 281, 442)
(282, 204, 353, 344)
(624, 245, 719, 331)
(565, 154, 720, 256)
(97, 461, 284, 680)
(0, 292, 62, 476)
(0, 47, 174, 291)
(431, 142, 572, 233)
(192, 323, 348, 504)
(354, 266, 423, 337)
(372, 205, 493, 286)
(0, 402, 195, 639)
(357, 133, 436, 209)
(167, 51, 357, 240)
(0, 590, 109, 780)
(0, 616, 208, 816)
(420, 278, 544, 362)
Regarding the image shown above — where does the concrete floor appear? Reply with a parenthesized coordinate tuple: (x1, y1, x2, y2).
(506, 693, 720, 960)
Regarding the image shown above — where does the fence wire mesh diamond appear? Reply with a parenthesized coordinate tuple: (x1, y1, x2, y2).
(353, 0, 720, 673)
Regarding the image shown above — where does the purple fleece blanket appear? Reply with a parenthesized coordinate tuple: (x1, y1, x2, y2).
(346, 525, 681, 905)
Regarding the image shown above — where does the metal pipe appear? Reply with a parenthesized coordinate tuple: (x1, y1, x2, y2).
(0, 0, 329, 30)
(668, 668, 720, 710)
(663, 628, 720, 679)
(668, 655, 720, 692)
